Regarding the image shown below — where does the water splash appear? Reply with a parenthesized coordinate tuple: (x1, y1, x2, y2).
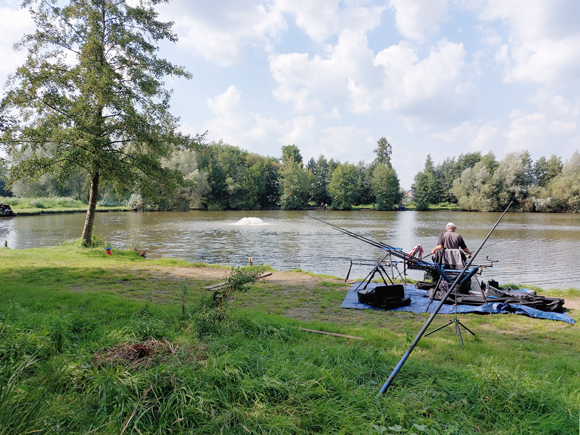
(234, 217, 268, 226)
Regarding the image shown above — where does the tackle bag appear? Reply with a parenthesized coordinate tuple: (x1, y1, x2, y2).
(357, 285, 411, 309)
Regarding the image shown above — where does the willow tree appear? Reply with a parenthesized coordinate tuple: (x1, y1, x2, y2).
(0, 0, 197, 245)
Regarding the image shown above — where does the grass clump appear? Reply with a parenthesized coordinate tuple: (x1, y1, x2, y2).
(0, 246, 578, 434)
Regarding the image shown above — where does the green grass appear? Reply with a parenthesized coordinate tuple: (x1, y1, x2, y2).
(0, 246, 578, 434)
(0, 196, 127, 215)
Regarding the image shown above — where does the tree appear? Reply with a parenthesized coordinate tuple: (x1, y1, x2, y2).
(279, 160, 312, 209)
(533, 150, 580, 212)
(0, 0, 197, 245)
(354, 160, 375, 205)
(412, 155, 440, 210)
(0, 158, 10, 197)
(281, 145, 303, 165)
(534, 155, 563, 187)
(373, 137, 392, 167)
(371, 163, 402, 210)
(327, 162, 358, 209)
(307, 155, 333, 206)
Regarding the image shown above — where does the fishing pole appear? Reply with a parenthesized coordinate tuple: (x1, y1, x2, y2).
(378, 201, 513, 395)
(297, 211, 394, 249)
(297, 212, 432, 267)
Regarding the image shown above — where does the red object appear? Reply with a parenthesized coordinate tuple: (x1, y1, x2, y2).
(105, 248, 112, 256)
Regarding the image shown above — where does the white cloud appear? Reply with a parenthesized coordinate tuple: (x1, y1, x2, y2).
(374, 40, 475, 121)
(531, 90, 580, 118)
(480, 0, 580, 84)
(389, 0, 449, 42)
(429, 120, 498, 151)
(429, 121, 477, 142)
(164, 0, 286, 66)
(0, 6, 34, 75)
(469, 122, 498, 150)
(162, 0, 386, 66)
(551, 120, 577, 133)
(269, 30, 379, 114)
(475, 25, 501, 46)
(274, 0, 386, 43)
(270, 33, 474, 124)
(203, 85, 371, 161)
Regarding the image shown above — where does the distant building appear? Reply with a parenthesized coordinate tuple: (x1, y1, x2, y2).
(403, 189, 414, 203)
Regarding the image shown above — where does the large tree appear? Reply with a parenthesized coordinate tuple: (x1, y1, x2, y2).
(0, 0, 197, 245)
(327, 162, 358, 209)
(371, 163, 401, 210)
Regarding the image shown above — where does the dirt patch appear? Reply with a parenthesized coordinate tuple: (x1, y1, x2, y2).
(95, 338, 176, 368)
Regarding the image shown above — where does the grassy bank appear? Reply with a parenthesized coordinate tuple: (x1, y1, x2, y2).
(0, 196, 127, 215)
(404, 202, 463, 211)
(0, 246, 578, 434)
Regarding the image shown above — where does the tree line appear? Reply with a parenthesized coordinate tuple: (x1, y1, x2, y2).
(0, 138, 404, 211)
(412, 150, 580, 212)
(3, 140, 579, 213)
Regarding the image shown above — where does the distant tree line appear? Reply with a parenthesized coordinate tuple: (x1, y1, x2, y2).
(0, 138, 403, 211)
(4, 139, 578, 213)
(412, 150, 580, 212)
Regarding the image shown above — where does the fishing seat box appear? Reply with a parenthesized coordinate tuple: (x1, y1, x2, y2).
(357, 285, 411, 309)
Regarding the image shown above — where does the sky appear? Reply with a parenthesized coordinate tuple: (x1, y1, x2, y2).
(1, 0, 580, 188)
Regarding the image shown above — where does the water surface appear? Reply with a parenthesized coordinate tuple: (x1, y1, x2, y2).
(1, 210, 579, 289)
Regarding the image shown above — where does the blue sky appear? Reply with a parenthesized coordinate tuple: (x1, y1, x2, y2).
(1, 0, 580, 188)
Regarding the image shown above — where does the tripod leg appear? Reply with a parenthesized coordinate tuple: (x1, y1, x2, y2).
(345, 258, 353, 283)
(424, 320, 453, 336)
(455, 320, 465, 346)
(456, 321, 476, 336)
(378, 266, 394, 285)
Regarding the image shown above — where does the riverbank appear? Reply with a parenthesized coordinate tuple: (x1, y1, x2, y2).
(0, 245, 578, 433)
(0, 196, 128, 215)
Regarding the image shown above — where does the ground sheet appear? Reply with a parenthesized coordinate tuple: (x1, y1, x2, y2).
(341, 282, 575, 324)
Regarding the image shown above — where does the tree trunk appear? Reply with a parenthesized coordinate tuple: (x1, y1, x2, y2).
(81, 171, 100, 246)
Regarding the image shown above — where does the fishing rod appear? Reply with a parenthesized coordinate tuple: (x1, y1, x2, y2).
(378, 201, 513, 395)
(297, 212, 432, 267)
(298, 212, 388, 249)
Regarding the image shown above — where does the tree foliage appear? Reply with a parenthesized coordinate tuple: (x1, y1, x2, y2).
(196, 141, 279, 210)
(371, 163, 402, 210)
(412, 155, 440, 210)
(281, 144, 303, 165)
(279, 160, 312, 210)
(0, 0, 197, 244)
(307, 155, 336, 206)
(327, 163, 358, 209)
(0, 158, 10, 197)
(373, 137, 392, 167)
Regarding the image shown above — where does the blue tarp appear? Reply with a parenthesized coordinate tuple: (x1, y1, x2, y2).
(341, 282, 576, 324)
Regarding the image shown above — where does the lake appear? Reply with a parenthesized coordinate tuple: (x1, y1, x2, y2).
(1, 210, 579, 289)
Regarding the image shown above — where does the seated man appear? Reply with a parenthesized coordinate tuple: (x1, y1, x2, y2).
(431, 222, 472, 268)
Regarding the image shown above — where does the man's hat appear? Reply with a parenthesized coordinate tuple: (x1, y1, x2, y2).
(446, 222, 456, 229)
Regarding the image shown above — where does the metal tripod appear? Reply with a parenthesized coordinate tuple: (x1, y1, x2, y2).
(424, 273, 493, 346)
(424, 282, 475, 345)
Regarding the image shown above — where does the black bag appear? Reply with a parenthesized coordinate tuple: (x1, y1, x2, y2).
(357, 285, 411, 309)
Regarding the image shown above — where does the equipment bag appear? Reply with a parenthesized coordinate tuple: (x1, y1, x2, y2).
(358, 285, 411, 309)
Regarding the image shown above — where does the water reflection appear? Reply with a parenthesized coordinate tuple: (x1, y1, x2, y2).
(1, 210, 579, 289)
